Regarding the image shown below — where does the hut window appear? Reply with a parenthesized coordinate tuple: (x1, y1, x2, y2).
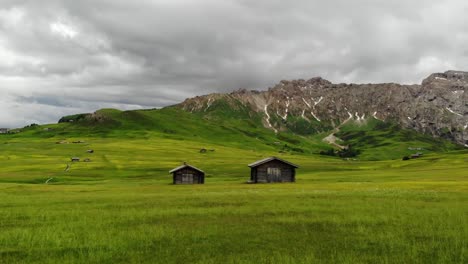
(267, 168, 281, 177)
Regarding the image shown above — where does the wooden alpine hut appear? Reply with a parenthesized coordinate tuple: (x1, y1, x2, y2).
(169, 162, 205, 184)
(248, 157, 298, 183)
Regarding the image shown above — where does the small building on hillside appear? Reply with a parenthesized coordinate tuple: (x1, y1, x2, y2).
(248, 157, 299, 183)
(169, 163, 205, 184)
(0, 128, 10, 134)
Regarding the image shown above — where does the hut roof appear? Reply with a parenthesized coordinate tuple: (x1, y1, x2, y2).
(248, 157, 299, 168)
(169, 163, 205, 174)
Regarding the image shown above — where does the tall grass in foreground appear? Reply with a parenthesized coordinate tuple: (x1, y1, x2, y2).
(0, 178, 467, 263)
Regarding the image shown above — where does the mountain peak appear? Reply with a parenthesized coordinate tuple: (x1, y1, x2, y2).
(423, 70, 468, 85)
(178, 71, 467, 146)
(274, 77, 332, 89)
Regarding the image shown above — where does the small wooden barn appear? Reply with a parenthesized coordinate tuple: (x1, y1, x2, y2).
(169, 163, 205, 184)
(248, 157, 298, 183)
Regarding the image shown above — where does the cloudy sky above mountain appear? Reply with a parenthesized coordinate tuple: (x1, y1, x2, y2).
(1, 0, 468, 127)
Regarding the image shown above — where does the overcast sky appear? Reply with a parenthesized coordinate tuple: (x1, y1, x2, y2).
(1, 0, 468, 127)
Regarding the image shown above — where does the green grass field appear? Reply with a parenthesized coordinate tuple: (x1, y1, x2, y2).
(0, 108, 467, 263)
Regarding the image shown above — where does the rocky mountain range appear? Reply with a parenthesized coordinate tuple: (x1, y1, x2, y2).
(178, 71, 467, 147)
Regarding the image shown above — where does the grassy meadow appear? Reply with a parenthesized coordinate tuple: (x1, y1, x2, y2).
(0, 108, 467, 263)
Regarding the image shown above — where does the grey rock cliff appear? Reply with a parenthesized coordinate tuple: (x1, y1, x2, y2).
(179, 71, 468, 146)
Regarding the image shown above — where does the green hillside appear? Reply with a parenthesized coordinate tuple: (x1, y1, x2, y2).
(9, 106, 463, 161)
(335, 118, 462, 160)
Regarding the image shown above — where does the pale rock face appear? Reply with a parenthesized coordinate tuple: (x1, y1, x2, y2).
(179, 71, 468, 146)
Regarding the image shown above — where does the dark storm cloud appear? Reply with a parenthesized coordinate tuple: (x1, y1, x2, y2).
(1, 0, 468, 127)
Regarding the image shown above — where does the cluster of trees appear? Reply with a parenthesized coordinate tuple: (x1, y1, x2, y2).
(58, 114, 89, 123)
(23, 123, 38, 128)
(319, 145, 360, 158)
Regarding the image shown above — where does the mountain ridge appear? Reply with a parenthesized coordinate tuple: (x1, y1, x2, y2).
(178, 70, 468, 146)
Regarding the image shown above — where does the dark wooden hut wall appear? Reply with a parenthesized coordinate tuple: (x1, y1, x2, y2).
(173, 168, 204, 184)
(252, 160, 295, 183)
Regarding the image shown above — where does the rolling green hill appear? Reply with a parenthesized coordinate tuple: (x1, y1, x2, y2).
(8, 105, 464, 161)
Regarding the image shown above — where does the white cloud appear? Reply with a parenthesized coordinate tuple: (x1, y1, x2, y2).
(50, 21, 78, 39)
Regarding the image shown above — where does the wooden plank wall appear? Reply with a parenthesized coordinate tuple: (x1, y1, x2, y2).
(253, 160, 295, 183)
(173, 168, 204, 184)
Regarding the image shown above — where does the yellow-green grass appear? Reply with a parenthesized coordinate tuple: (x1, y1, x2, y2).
(0, 135, 467, 263)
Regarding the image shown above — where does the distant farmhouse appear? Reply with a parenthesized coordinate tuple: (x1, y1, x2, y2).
(0, 128, 10, 134)
(248, 157, 299, 183)
(170, 163, 205, 184)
